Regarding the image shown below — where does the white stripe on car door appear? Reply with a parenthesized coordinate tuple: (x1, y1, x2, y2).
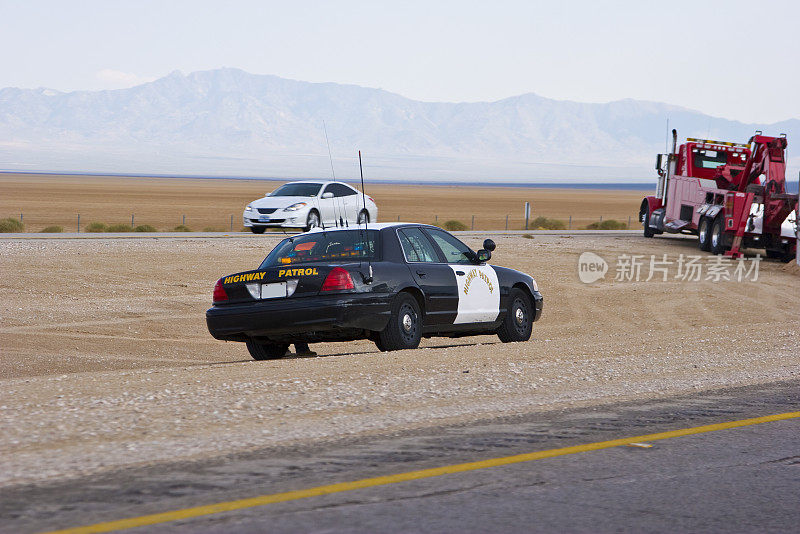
(450, 265, 500, 324)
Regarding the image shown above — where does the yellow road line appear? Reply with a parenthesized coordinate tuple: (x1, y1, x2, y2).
(45, 411, 800, 534)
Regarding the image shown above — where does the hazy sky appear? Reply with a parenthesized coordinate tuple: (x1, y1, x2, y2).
(1, 0, 798, 123)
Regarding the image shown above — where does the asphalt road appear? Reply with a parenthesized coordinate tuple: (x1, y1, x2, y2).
(3, 380, 798, 534)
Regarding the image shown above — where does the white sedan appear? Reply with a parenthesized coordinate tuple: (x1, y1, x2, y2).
(243, 181, 378, 233)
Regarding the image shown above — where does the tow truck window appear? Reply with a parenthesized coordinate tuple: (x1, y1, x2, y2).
(269, 183, 323, 197)
(259, 230, 379, 267)
(692, 149, 728, 169)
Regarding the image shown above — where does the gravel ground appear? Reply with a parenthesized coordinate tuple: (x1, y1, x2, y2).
(1, 234, 798, 487)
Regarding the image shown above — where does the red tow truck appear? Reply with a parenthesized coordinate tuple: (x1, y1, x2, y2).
(640, 130, 799, 262)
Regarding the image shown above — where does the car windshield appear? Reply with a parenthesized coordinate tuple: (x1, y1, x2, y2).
(268, 183, 322, 197)
(259, 230, 380, 267)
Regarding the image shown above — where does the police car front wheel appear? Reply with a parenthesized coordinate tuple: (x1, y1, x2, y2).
(377, 293, 422, 351)
(497, 288, 532, 343)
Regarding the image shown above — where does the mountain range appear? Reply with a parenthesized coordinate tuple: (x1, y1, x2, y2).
(1, 68, 798, 182)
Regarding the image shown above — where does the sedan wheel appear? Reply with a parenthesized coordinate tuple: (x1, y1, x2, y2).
(305, 211, 320, 232)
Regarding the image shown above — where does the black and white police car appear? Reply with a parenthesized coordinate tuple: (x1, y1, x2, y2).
(206, 223, 543, 359)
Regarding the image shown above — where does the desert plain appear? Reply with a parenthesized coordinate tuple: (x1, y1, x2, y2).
(0, 173, 644, 232)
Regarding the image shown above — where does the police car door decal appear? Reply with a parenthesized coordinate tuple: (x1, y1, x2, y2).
(450, 265, 500, 324)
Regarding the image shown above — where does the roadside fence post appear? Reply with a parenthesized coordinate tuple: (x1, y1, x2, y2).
(131, 214, 135, 229)
(20, 213, 23, 223)
(182, 214, 186, 226)
(505, 214, 508, 230)
(471, 215, 475, 230)
(627, 215, 631, 228)
(568, 215, 572, 229)
(435, 215, 438, 224)
(397, 215, 400, 222)
(600, 215, 603, 222)
(524, 202, 530, 230)
(77, 214, 80, 233)
(230, 214, 234, 231)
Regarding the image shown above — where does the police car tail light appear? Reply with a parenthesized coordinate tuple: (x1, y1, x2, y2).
(213, 279, 229, 303)
(321, 267, 354, 291)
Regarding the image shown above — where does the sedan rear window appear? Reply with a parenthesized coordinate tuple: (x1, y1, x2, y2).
(259, 230, 379, 267)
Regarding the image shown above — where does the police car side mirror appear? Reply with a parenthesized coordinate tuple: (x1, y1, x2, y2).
(483, 239, 496, 252)
(322, 192, 334, 199)
(476, 249, 491, 263)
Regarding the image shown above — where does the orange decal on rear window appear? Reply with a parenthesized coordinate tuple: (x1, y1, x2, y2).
(294, 242, 316, 251)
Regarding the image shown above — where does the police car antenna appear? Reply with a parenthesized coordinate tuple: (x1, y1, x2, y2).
(358, 150, 373, 282)
(323, 120, 345, 228)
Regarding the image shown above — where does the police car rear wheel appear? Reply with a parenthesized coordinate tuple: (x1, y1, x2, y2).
(378, 293, 422, 351)
(497, 288, 532, 343)
(245, 340, 289, 360)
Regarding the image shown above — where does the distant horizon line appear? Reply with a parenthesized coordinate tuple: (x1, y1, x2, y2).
(1, 170, 660, 190)
(6, 170, 798, 193)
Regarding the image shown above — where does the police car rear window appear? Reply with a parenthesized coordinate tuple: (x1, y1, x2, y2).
(259, 230, 379, 267)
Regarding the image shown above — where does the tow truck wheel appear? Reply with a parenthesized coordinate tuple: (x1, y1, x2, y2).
(767, 250, 795, 263)
(698, 217, 712, 251)
(378, 293, 422, 351)
(710, 217, 727, 255)
(497, 288, 533, 343)
(245, 340, 289, 360)
(642, 209, 655, 238)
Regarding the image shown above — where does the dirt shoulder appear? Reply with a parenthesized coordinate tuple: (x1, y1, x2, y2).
(0, 234, 798, 486)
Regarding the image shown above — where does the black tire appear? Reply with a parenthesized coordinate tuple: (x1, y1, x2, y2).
(710, 217, 728, 255)
(378, 293, 422, 351)
(373, 335, 387, 352)
(642, 209, 655, 238)
(697, 217, 712, 251)
(245, 340, 289, 360)
(304, 210, 320, 232)
(250, 226, 266, 234)
(497, 288, 533, 343)
(766, 250, 795, 263)
(357, 210, 369, 225)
